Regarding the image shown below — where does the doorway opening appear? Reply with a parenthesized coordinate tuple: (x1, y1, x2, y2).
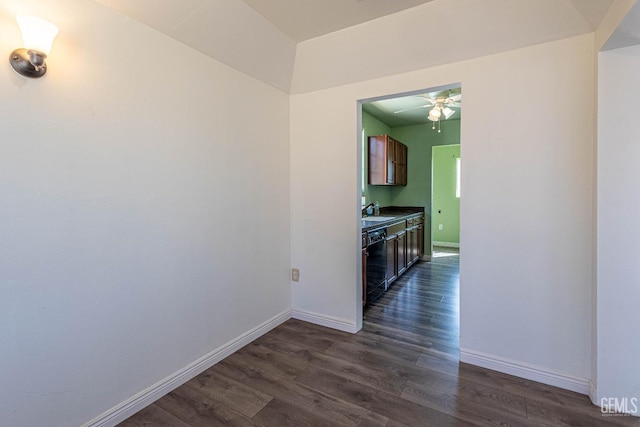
(432, 144, 461, 257)
(358, 83, 462, 354)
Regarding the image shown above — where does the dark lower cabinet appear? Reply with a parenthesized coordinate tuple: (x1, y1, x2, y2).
(385, 222, 407, 288)
(362, 232, 367, 306)
(363, 213, 423, 306)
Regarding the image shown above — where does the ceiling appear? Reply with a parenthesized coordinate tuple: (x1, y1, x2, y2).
(238, 0, 435, 42)
(91, 0, 626, 93)
(94, 0, 615, 44)
(363, 87, 462, 128)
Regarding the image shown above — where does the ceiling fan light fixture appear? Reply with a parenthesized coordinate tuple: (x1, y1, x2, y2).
(442, 107, 455, 119)
(428, 107, 441, 121)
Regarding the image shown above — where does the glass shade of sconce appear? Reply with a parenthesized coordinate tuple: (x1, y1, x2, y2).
(10, 15, 59, 78)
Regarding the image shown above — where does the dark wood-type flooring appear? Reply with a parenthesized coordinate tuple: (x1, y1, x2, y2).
(120, 251, 639, 426)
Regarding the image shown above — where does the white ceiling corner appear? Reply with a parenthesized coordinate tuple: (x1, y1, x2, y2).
(570, 0, 615, 29)
(238, 0, 435, 42)
(601, 0, 640, 50)
(93, 0, 297, 92)
(93, 0, 208, 33)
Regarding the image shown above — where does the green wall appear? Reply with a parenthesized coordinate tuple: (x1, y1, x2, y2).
(389, 120, 460, 255)
(432, 144, 461, 245)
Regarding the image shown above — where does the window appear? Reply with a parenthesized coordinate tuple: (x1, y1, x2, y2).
(456, 157, 461, 198)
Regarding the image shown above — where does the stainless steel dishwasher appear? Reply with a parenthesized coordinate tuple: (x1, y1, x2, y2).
(365, 227, 387, 304)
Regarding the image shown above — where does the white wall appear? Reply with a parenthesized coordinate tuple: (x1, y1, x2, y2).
(0, 1, 291, 426)
(290, 85, 364, 331)
(596, 45, 640, 409)
(291, 34, 596, 389)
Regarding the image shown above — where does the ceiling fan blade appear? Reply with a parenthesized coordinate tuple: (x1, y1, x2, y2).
(393, 104, 431, 114)
(448, 94, 462, 102)
(444, 100, 462, 107)
(415, 95, 437, 104)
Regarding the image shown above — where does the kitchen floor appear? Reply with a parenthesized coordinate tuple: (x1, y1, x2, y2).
(432, 245, 459, 258)
(119, 255, 639, 426)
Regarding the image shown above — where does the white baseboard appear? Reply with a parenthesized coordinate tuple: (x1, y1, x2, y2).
(589, 379, 597, 405)
(84, 309, 292, 427)
(433, 241, 460, 248)
(460, 348, 590, 395)
(291, 309, 358, 333)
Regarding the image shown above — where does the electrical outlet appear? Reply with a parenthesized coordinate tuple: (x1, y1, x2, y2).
(291, 268, 300, 282)
(438, 224, 443, 230)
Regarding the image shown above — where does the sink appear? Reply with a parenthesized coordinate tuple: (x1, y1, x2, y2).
(363, 216, 395, 222)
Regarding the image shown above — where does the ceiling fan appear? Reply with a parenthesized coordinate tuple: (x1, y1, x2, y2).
(393, 92, 462, 132)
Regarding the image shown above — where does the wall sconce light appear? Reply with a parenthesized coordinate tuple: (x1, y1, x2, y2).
(10, 15, 59, 78)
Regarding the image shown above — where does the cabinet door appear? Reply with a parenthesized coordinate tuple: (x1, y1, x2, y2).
(407, 226, 418, 265)
(395, 142, 407, 186)
(368, 135, 394, 185)
(406, 227, 413, 266)
(386, 236, 397, 285)
(417, 224, 424, 258)
(362, 247, 367, 306)
(397, 231, 407, 275)
(386, 137, 397, 184)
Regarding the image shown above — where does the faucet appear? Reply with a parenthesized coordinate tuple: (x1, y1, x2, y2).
(362, 202, 375, 216)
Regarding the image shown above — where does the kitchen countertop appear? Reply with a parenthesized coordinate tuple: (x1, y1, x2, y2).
(362, 206, 424, 232)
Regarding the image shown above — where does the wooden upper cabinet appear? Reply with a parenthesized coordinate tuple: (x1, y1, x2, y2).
(368, 135, 407, 186)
